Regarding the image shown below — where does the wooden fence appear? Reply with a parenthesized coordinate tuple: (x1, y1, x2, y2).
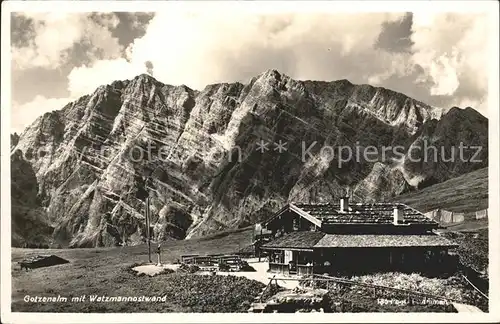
(462, 275, 488, 300)
(424, 208, 488, 223)
(180, 254, 243, 270)
(269, 262, 314, 275)
(269, 273, 487, 305)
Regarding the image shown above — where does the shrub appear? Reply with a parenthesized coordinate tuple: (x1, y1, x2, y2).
(239, 261, 256, 272)
(177, 263, 200, 273)
(218, 262, 230, 272)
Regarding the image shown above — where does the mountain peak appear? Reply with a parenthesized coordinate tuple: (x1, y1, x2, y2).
(464, 106, 486, 118)
(258, 69, 288, 80)
(133, 73, 158, 83)
(333, 79, 354, 86)
(262, 68, 281, 75)
(447, 106, 486, 120)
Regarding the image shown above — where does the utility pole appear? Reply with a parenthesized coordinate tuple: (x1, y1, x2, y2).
(259, 225, 263, 262)
(146, 196, 152, 263)
(137, 166, 154, 264)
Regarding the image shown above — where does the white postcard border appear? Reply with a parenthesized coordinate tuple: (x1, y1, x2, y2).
(1, 1, 499, 323)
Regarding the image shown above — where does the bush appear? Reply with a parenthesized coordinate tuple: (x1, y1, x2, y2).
(260, 283, 286, 301)
(218, 262, 230, 272)
(322, 272, 487, 312)
(158, 268, 175, 275)
(124, 262, 147, 275)
(158, 274, 266, 312)
(188, 265, 200, 273)
(239, 261, 256, 272)
(177, 263, 200, 273)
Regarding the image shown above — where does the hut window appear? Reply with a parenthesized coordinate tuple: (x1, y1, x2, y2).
(270, 252, 281, 263)
(299, 253, 311, 265)
(274, 251, 283, 263)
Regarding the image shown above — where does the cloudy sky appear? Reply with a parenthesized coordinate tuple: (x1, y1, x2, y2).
(10, 7, 490, 133)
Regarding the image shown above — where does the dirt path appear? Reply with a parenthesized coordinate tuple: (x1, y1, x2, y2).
(452, 303, 484, 313)
(133, 260, 301, 289)
(218, 260, 300, 289)
(132, 264, 180, 276)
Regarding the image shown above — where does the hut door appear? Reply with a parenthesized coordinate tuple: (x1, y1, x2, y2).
(284, 250, 293, 263)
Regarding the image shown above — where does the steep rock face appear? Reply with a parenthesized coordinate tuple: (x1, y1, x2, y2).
(402, 107, 488, 187)
(11, 71, 488, 247)
(11, 150, 53, 247)
(11, 133, 20, 149)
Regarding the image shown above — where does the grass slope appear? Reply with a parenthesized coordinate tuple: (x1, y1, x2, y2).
(392, 167, 488, 213)
(12, 227, 255, 312)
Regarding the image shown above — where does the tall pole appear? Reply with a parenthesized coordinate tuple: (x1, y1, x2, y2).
(259, 226, 263, 262)
(146, 196, 152, 263)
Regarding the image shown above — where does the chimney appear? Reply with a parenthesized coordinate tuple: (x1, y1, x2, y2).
(339, 187, 351, 212)
(393, 205, 404, 225)
(340, 196, 349, 213)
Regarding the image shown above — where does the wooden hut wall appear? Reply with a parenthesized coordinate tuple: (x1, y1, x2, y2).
(265, 210, 315, 235)
(312, 246, 454, 274)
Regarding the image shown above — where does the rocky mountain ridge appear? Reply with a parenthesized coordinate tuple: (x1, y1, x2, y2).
(11, 70, 488, 247)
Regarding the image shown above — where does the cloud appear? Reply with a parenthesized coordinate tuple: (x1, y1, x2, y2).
(375, 13, 414, 53)
(68, 11, 488, 117)
(12, 11, 491, 133)
(12, 60, 147, 133)
(145, 60, 154, 76)
(68, 12, 407, 92)
(10, 12, 155, 133)
(67, 59, 145, 98)
(410, 13, 488, 107)
(11, 96, 72, 134)
(11, 12, 123, 70)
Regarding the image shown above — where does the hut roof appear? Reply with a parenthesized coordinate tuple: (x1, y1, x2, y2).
(236, 244, 255, 254)
(314, 233, 457, 248)
(293, 202, 436, 225)
(261, 232, 325, 249)
(261, 232, 457, 249)
(20, 255, 70, 268)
